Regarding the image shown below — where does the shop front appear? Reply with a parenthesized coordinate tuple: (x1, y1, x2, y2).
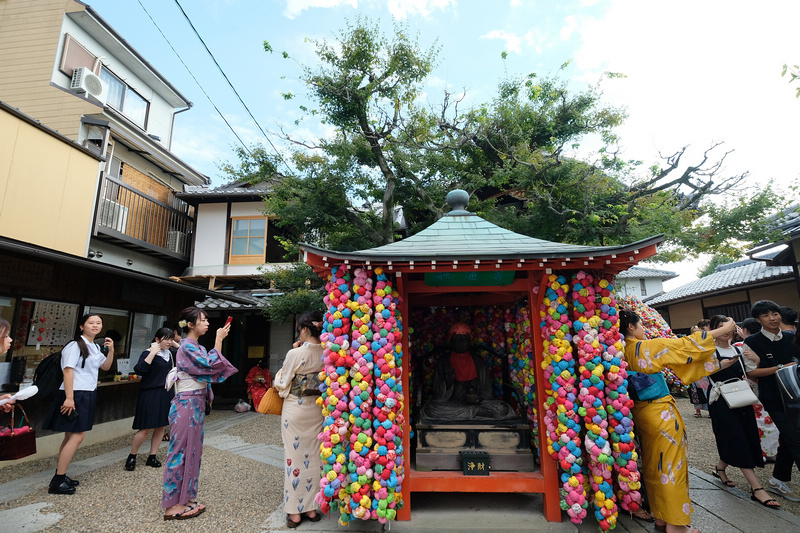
(0, 236, 251, 436)
(300, 190, 660, 526)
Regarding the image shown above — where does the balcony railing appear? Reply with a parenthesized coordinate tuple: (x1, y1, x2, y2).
(95, 176, 194, 259)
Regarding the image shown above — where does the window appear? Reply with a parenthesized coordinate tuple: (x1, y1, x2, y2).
(230, 217, 267, 264)
(639, 278, 647, 296)
(100, 67, 149, 129)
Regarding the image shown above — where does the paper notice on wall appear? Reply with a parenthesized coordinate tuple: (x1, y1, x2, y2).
(116, 358, 131, 376)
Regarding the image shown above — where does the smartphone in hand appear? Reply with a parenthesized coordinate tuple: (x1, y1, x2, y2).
(225, 316, 233, 327)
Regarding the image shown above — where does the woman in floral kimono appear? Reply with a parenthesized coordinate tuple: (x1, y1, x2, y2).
(161, 307, 237, 520)
(620, 310, 736, 533)
(274, 310, 324, 528)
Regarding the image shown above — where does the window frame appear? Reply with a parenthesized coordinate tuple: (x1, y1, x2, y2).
(99, 66, 150, 129)
(639, 278, 647, 296)
(229, 216, 268, 265)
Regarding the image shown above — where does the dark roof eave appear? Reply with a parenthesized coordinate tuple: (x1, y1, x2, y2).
(300, 234, 664, 263)
(0, 237, 252, 305)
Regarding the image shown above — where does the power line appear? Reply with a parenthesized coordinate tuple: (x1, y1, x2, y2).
(134, 0, 252, 158)
(171, 0, 292, 174)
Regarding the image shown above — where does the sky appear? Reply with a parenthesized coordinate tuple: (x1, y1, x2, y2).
(86, 0, 800, 290)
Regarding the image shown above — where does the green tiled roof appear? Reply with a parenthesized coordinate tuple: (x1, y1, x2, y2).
(301, 190, 662, 262)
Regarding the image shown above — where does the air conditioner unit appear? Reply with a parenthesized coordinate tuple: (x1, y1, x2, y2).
(97, 198, 128, 234)
(167, 230, 186, 254)
(71, 67, 107, 104)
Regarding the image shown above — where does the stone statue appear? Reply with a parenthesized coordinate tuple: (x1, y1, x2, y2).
(419, 323, 519, 422)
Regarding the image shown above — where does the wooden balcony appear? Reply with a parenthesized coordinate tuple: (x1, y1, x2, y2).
(94, 175, 194, 261)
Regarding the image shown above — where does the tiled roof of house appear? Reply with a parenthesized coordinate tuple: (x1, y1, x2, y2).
(615, 266, 678, 280)
(196, 290, 280, 310)
(646, 259, 793, 306)
(179, 181, 272, 201)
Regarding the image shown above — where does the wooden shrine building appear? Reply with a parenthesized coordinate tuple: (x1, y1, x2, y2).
(301, 190, 661, 522)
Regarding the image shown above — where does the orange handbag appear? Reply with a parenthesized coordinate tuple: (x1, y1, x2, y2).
(257, 387, 283, 415)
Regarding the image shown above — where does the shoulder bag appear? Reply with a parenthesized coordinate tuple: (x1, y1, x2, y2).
(777, 364, 800, 430)
(716, 357, 758, 409)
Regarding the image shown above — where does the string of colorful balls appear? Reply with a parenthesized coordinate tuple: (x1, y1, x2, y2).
(539, 274, 587, 524)
(593, 277, 641, 517)
(571, 271, 618, 529)
(315, 265, 405, 525)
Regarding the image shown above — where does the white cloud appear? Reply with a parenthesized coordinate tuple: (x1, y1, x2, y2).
(386, 0, 455, 19)
(560, 15, 578, 41)
(568, 0, 800, 190)
(480, 30, 522, 54)
(282, 0, 358, 20)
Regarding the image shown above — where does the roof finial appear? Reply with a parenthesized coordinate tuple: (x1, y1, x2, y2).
(445, 189, 470, 215)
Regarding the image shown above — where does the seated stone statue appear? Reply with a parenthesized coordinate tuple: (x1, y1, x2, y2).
(419, 323, 519, 422)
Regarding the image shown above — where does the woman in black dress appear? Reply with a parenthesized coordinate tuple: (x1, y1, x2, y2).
(706, 315, 779, 509)
(125, 327, 176, 471)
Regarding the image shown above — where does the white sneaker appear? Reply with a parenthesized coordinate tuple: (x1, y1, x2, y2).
(768, 478, 800, 502)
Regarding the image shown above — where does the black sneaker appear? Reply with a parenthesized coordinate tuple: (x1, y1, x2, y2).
(48, 481, 76, 495)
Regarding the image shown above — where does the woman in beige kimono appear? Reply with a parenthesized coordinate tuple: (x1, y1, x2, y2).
(274, 310, 325, 528)
(620, 309, 737, 533)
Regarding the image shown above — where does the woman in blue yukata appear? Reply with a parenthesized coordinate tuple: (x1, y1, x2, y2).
(161, 307, 237, 521)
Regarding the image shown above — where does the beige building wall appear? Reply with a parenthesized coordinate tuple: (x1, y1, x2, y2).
(751, 283, 800, 310)
(0, 0, 98, 139)
(0, 110, 100, 255)
(663, 300, 704, 330)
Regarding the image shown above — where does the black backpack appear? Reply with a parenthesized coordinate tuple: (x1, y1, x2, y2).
(33, 346, 67, 401)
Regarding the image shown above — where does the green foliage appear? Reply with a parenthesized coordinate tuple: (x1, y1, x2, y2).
(782, 63, 800, 98)
(260, 263, 326, 322)
(219, 19, 788, 267)
(697, 254, 737, 278)
(218, 145, 280, 185)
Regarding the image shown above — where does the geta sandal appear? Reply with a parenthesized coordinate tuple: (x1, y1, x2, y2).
(631, 508, 655, 521)
(751, 487, 780, 509)
(164, 504, 205, 521)
(304, 511, 322, 522)
(694, 413, 702, 418)
(711, 468, 735, 487)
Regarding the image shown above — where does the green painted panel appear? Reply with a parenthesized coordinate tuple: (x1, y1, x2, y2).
(424, 271, 515, 287)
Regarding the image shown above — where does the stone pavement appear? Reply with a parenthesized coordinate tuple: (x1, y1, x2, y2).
(1, 410, 798, 532)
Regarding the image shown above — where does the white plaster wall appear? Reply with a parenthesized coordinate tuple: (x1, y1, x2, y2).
(192, 203, 228, 268)
(230, 202, 266, 217)
(55, 17, 175, 141)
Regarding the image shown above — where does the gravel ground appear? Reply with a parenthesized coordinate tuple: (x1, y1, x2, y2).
(677, 395, 800, 514)
(3, 402, 800, 531)
(0, 411, 286, 532)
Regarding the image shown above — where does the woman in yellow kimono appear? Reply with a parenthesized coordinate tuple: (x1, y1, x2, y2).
(620, 310, 737, 533)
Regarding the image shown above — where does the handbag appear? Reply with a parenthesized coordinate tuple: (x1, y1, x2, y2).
(628, 370, 670, 401)
(257, 387, 283, 415)
(0, 404, 37, 461)
(717, 359, 758, 409)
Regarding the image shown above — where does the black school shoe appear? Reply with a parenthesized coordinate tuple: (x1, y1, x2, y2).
(48, 480, 76, 495)
(145, 455, 162, 468)
(125, 455, 136, 471)
(64, 475, 80, 487)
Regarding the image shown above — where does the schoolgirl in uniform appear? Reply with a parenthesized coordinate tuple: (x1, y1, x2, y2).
(43, 313, 114, 494)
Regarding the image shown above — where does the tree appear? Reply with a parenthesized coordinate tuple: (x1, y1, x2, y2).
(224, 20, 788, 263)
(261, 263, 325, 322)
(697, 255, 737, 278)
